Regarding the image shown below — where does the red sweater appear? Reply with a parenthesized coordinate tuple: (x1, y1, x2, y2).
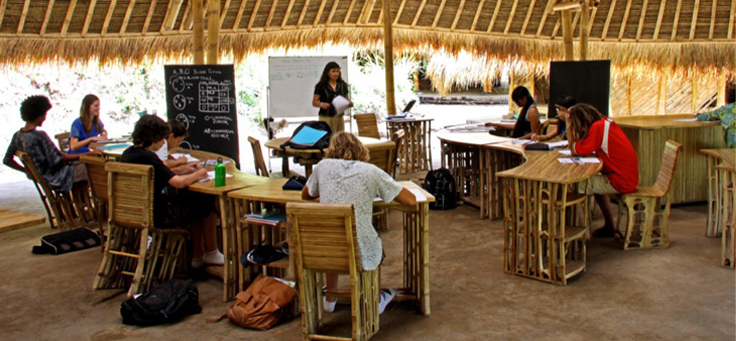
(573, 119, 639, 193)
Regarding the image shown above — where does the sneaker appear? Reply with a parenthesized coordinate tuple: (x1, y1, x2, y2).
(378, 289, 397, 314)
(203, 250, 225, 265)
(323, 297, 337, 313)
(592, 227, 615, 238)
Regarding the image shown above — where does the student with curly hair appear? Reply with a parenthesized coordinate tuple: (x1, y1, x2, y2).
(301, 132, 417, 314)
(69, 94, 108, 154)
(121, 115, 224, 268)
(4, 95, 98, 192)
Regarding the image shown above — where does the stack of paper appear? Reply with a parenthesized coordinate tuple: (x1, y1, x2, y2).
(332, 95, 351, 115)
(546, 140, 569, 149)
(170, 153, 199, 162)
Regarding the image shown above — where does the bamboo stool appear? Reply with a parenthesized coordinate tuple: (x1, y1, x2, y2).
(354, 113, 381, 139)
(719, 165, 735, 267)
(287, 202, 380, 341)
(386, 118, 433, 175)
(616, 140, 682, 250)
(94, 162, 187, 298)
(81, 155, 109, 239)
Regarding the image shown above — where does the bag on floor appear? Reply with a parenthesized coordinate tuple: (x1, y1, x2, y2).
(31, 227, 101, 255)
(120, 279, 202, 326)
(280, 121, 333, 151)
(422, 168, 457, 210)
(207, 274, 297, 330)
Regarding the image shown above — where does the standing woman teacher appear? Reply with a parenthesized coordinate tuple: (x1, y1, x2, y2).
(312, 62, 353, 133)
(69, 94, 108, 154)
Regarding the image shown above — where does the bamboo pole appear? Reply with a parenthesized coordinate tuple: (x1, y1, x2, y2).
(233, 0, 249, 30)
(653, 0, 666, 39)
(61, 0, 77, 36)
(618, 0, 632, 40)
(537, 0, 555, 37)
(394, 0, 407, 25)
(504, 0, 518, 34)
(635, 0, 648, 40)
(730, 0, 736, 40)
(192, 0, 205, 64)
(283, 0, 296, 27)
(248, 0, 263, 30)
(432, 0, 447, 28)
(451, 0, 466, 31)
(562, 10, 574, 60)
(163, 0, 184, 31)
(0, 0, 7, 29)
(471, 0, 487, 31)
(717, 73, 727, 107)
(383, 0, 396, 116)
(709, 0, 717, 39)
(343, 0, 356, 24)
(313, 0, 327, 26)
(120, 0, 136, 34)
(82, 0, 97, 35)
(690, 0, 701, 40)
(267, 0, 279, 28)
(672, 0, 683, 40)
(207, 0, 220, 64)
(602, 0, 617, 40)
(142, 0, 157, 34)
(580, 0, 590, 60)
(179, 0, 192, 31)
(101, 0, 117, 36)
(412, 0, 427, 27)
(17, 0, 30, 34)
(521, 0, 537, 35)
(297, 0, 310, 27)
(326, 0, 340, 24)
(488, 0, 503, 32)
(219, 0, 232, 27)
(40, 0, 55, 36)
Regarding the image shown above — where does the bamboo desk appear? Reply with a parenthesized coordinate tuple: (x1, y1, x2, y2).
(613, 114, 726, 204)
(264, 136, 382, 178)
(386, 118, 433, 175)
(498, 151, 602, 285)
(700, 149, 736, 238)
(228, 179, 435, 316)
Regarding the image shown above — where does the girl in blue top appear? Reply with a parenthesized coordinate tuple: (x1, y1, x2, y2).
(69, 94, 107, 154)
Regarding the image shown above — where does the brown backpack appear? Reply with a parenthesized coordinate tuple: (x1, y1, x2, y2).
(209, 274, 297, 331)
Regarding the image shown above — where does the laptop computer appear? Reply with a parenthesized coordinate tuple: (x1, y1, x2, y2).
(388, 100, 417, 119)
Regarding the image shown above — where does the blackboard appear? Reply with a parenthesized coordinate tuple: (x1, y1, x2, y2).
(165, 64, 240, 167)
(268, 56, 349, 118)
(549, 60, 611, 118)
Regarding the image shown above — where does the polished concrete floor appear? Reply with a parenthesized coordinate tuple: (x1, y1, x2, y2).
(0, 181, 734, 341)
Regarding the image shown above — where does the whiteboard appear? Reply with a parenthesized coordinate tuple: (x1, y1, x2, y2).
(268, 56, 350, 118)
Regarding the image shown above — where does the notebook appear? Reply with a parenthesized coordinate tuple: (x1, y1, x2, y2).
(290, 126, 328, 146)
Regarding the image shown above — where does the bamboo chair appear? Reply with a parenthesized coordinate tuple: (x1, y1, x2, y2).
(354, 113, 381, 139)
(538, 118, 559, 137)
(15, 151, 81, 231)
(94, 162, 187, 298)
(287, 202, 380, 341)
(54, 131, 71, 152)
(615, 140, 682, 250)
(80, 154, 109, 240)
(390, 129, 405, 179)
(366, 141, 396, 231)
(247, 136, 300, 178)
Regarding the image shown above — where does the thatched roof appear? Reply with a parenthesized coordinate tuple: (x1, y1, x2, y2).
(0, 0, 734, 75)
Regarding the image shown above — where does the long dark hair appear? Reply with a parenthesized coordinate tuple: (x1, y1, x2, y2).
(316, 62, 345, 90)
(568, 103, 605, 142)
(511, 86, 534, 138)
(80, 94, 101, 134)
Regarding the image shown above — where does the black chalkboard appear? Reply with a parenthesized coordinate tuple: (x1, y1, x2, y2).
(165, 65, 240, 168)
(549, 60, 611, 118)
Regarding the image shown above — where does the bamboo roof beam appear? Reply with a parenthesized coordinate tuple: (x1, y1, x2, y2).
(504, 0, 519, 34)
(343, 0, 355, 24)
(636, 0, 648, 40)
(690, 0, 700, 40)
(82, 0, 96, 35)
(101, 0, 117, 36)
(653, 0, 667, 39)
(394, 0, 407, 25)
(142, 0, 156, 33)
(411, 0, 427, 27)
(618, 0, 632, 41)
(179, 0, 192, 31)
(488, 0, 503, 33)
(383, 0, 396, 115)
(267, 0, 279, 28)
(298, 0, 310, 27)
(553, 1, 583, 11)
(327, 0, 340, 24)
(587, 1, 599, 33)
(313, 0, 327, 27)
(571, 10, 580, 34)
(521, 0, 537, 35)
(60, 0, 77, 36)
(432, 0, 448, 28)
(17, 0, 30, 34)
(219, 0, 232, 27)
(120, 0, 136, 34)
(361, 0, 376, 25)
(283, 0, 295, 27)
(40, 0, 55, 36)
(602, 0, 617, 40)
(377, 2, 384, 25)
(709, 0, 717, 39)
(537, 0, 555, 37)
(471, 0, 487, 31)
(233, 0, 249, 30)
(730, 0, 736, 39)
(0, 0, 7, 29)
(248, 0, 263, 30)
(552, 12, 561, 38)
(162, 0, 183, 31)
(451, 0, 466, 31)
(672, 0, 683, 40)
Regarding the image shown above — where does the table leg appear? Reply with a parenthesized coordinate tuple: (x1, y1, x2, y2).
(281, 156, 291, 177)
(218, 195, 237, 302)
(400, 203, 430, 316)
(305, 164, 313, 178)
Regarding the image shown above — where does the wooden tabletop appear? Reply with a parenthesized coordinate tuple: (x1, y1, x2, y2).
(264, 136, 382, 153)
(436, 132, 515, 147)
(497, 150, 603, 184)
(182, 149, 268, 195)
(702, 148, 736, 171)
(612, 114, 721, 129)
(386, 117, 434, 123)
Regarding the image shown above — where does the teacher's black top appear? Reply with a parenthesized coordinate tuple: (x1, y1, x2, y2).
(314, 81, 349, 117)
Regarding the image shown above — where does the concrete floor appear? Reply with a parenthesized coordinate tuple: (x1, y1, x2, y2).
(0, 180, 734, 341)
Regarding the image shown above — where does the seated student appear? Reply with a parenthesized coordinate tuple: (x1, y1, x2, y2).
(486, 86, 540, 139)
(567, 103, 639, 238)
(155, 120, 189, 168)
(121, 115, 224, 268)
(696, 102, 735, 148)
(69, 94, 108, 154)
(4, 95, 98, 192)
(532, 96, 577, 142)
(301, 132, 417, 314)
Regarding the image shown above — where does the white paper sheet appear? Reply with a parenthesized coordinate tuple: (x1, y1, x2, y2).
(558, 150, 573, 156)
(409, 188, 428, 202)
(557, 157, 600, 165)
(197, 171, 234, 182)
(332, 95, 351, 115)
(673, 118, 698, 122)
(170, 153, 199, 162)
(512, 139, 533, 145)
(547, 140, 569, 149)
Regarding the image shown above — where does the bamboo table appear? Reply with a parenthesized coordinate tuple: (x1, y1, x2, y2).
(228, 179, 435, 316)
(700, 149, 736, 238)
(437, 132, 522, 219)
(498, 151, 602, 285)
(614, 114, 726, 204)
(717, 160, 735, 268)
(386, 118, 433, 175)
(264, 136, 382, 178)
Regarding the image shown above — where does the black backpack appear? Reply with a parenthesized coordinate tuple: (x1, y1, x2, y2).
(422, 168, 457, 210)
(31, 227, 101, 255)
(280, 121, 333, 151)
(121, 279, 202, 326)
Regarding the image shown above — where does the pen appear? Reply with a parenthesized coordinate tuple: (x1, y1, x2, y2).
(570, 157, 582, 166)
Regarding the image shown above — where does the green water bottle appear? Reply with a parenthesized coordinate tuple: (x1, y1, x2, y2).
(215, 157, 226, 187)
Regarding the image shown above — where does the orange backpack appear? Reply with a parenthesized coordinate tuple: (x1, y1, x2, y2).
(210, 274, 297, 330)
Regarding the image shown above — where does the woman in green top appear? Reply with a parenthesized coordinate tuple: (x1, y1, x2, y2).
(696, 102, 735, 148)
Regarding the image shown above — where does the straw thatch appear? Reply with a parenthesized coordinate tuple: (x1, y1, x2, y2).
(0, 0, 733, 75)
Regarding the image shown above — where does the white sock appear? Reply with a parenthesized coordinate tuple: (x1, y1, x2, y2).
(323, 297, 337, 313)
(203, 250, 224, 265)
(378, 289, 397, 314)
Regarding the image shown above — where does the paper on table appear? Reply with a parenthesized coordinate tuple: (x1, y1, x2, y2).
(546, 140, 569, 149)
(408, 188, 428, 202)
(578, 157, 600, 163)
(197, 171, 234, 182)
(557, 157, 600, 164)
(170, 153, 199, 162)
(673, 118, 698, 122)
(201, 159, 231, 166)
(558, 150, 572, 156)
(512, 139, 533, 145)
(332, 95, 351, 115)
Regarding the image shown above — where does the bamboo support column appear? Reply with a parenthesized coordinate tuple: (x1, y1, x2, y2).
(692, 77, 698, 113)
(717, 73, 727, 107)
(383, 0, 396, 116)
(192, 0, 205, 64)
(579, 0, 590, 60)
(206, 0, 220, 65)
(561, 10, 574, 61)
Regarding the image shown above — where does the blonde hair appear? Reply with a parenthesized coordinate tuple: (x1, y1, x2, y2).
(324, 132, 370, 162)
(568, 103, 605, 142)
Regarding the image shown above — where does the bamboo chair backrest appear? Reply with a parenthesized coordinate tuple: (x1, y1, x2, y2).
(354, 113, 380, 139)
(652, 140, 683, 194)
(287, 202, 361, 274)
(105, 162, 154, 230)
(390, 129, 405, 177)
(539, 118, 559, 136)
(16, 150, 58, 196)
(366, 141, 395, 174)
(247, 136, 269, 177)
(54, 132, 71, 152)
(81, 154, 109, 203)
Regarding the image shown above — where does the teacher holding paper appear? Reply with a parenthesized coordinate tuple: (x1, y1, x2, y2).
(312, 61, 353, 133)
